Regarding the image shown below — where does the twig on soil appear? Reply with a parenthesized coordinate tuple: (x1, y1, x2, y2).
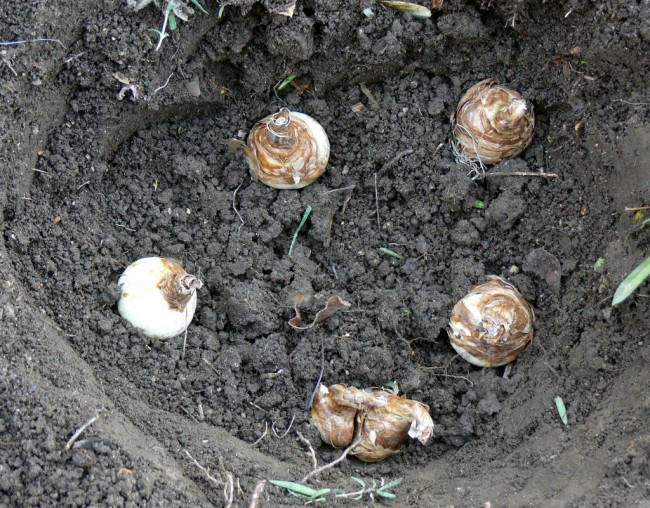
(66, 414, 99, 450)
(185, 449, 238, 507)
(202, 357, 219, 375)
(306, 338, 326, 409)
(544, 362, 562, 380)
(154, 72, 174, 93)
(0, 38, 65, 48)
(115, 223, 136, 232)
(611, 99, 649, 107)
(625, 205, 650, 212)
(232, 179, 245, 233)
(183, 449, 221, 487)
(271, 415, 296, 438)
(252, 422, 268, 446)
(224, 472, 234, 508)
(360, 83, 380, 110)
(248, 401, 266, 412)
(181, 406, 200, 424)
(2, 57, 17, 76)
(320, 185, 356, 195)
(64, 52, 86, 64)
(379, 149, 414, 175)
(480, 171, 558, 179)
(249, 480, 266, 508)
(416, 355, 474, 387)
(296, 431, 318, 469)
(621, 477, 634, 488)
(300, 435, 363, 483)
(181, 307, 189, 360)
(374, 172, 380, 231)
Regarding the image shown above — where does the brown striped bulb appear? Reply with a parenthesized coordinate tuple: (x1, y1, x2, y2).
(447, 277, 535, 367)
(244, 108, 330, 189)
(451, 79, 535, 165)
(310, 384, 434, 462)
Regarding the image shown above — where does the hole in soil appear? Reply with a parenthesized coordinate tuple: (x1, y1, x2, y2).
(4, 1, 650, 505)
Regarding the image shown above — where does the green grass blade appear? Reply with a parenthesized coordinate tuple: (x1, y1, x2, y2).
(350, 477, 366, 488)
(612, 255, 650, 305)
(269, 480, 318, 497)
(377, 490, 397, 499)
(277, 73, 297, 91)
(641, 217, 650, 229)
(554, 396, 568, 425)
(288, 205, 312, 257)
(190, 0, 209, 14)
(593, 257, 605, 271)
(307, 488, 332, 500)
(381, 478, 402, 490)
(379, 247, 404, 260)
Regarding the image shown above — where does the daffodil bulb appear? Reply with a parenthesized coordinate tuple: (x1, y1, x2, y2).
(117, 257, 203, 339)
(244, 108, 330, 189)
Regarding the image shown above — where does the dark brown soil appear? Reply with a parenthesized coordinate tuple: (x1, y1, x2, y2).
(2, 0, 649, 506)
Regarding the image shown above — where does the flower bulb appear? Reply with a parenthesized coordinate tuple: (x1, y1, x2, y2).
(117, 257, 203, 339)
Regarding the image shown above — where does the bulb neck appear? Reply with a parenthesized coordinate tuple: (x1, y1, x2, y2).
(160, 271, 202, 311)
(180, 274, 203, 292)
(266, 107, 294, 148)
(498, 98, 530, 128)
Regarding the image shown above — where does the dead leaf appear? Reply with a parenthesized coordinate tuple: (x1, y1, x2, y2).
(220, 138, 247, 152)
(288, 295, 351, 330)
(112, 72, 131, 85)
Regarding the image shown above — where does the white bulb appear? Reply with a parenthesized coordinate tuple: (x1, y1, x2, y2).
(117, 257, 203, 339)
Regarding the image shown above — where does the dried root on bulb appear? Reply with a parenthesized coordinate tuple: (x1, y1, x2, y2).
(451, 79, 535, 179)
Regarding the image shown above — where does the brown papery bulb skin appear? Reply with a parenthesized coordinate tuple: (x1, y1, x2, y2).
(244, 108, 330, 189)
(351, 396, 433, 462)
(452, 79, 535, 165)
(310, 384, 434, 462)
(310, 384, 357, 448)
(447, 276, 535, 367)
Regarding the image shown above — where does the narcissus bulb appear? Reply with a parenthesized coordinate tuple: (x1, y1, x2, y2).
(117, 257, 203, 339)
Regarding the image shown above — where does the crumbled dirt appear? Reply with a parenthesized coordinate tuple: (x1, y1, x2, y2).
(1, 0, 649, 506)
